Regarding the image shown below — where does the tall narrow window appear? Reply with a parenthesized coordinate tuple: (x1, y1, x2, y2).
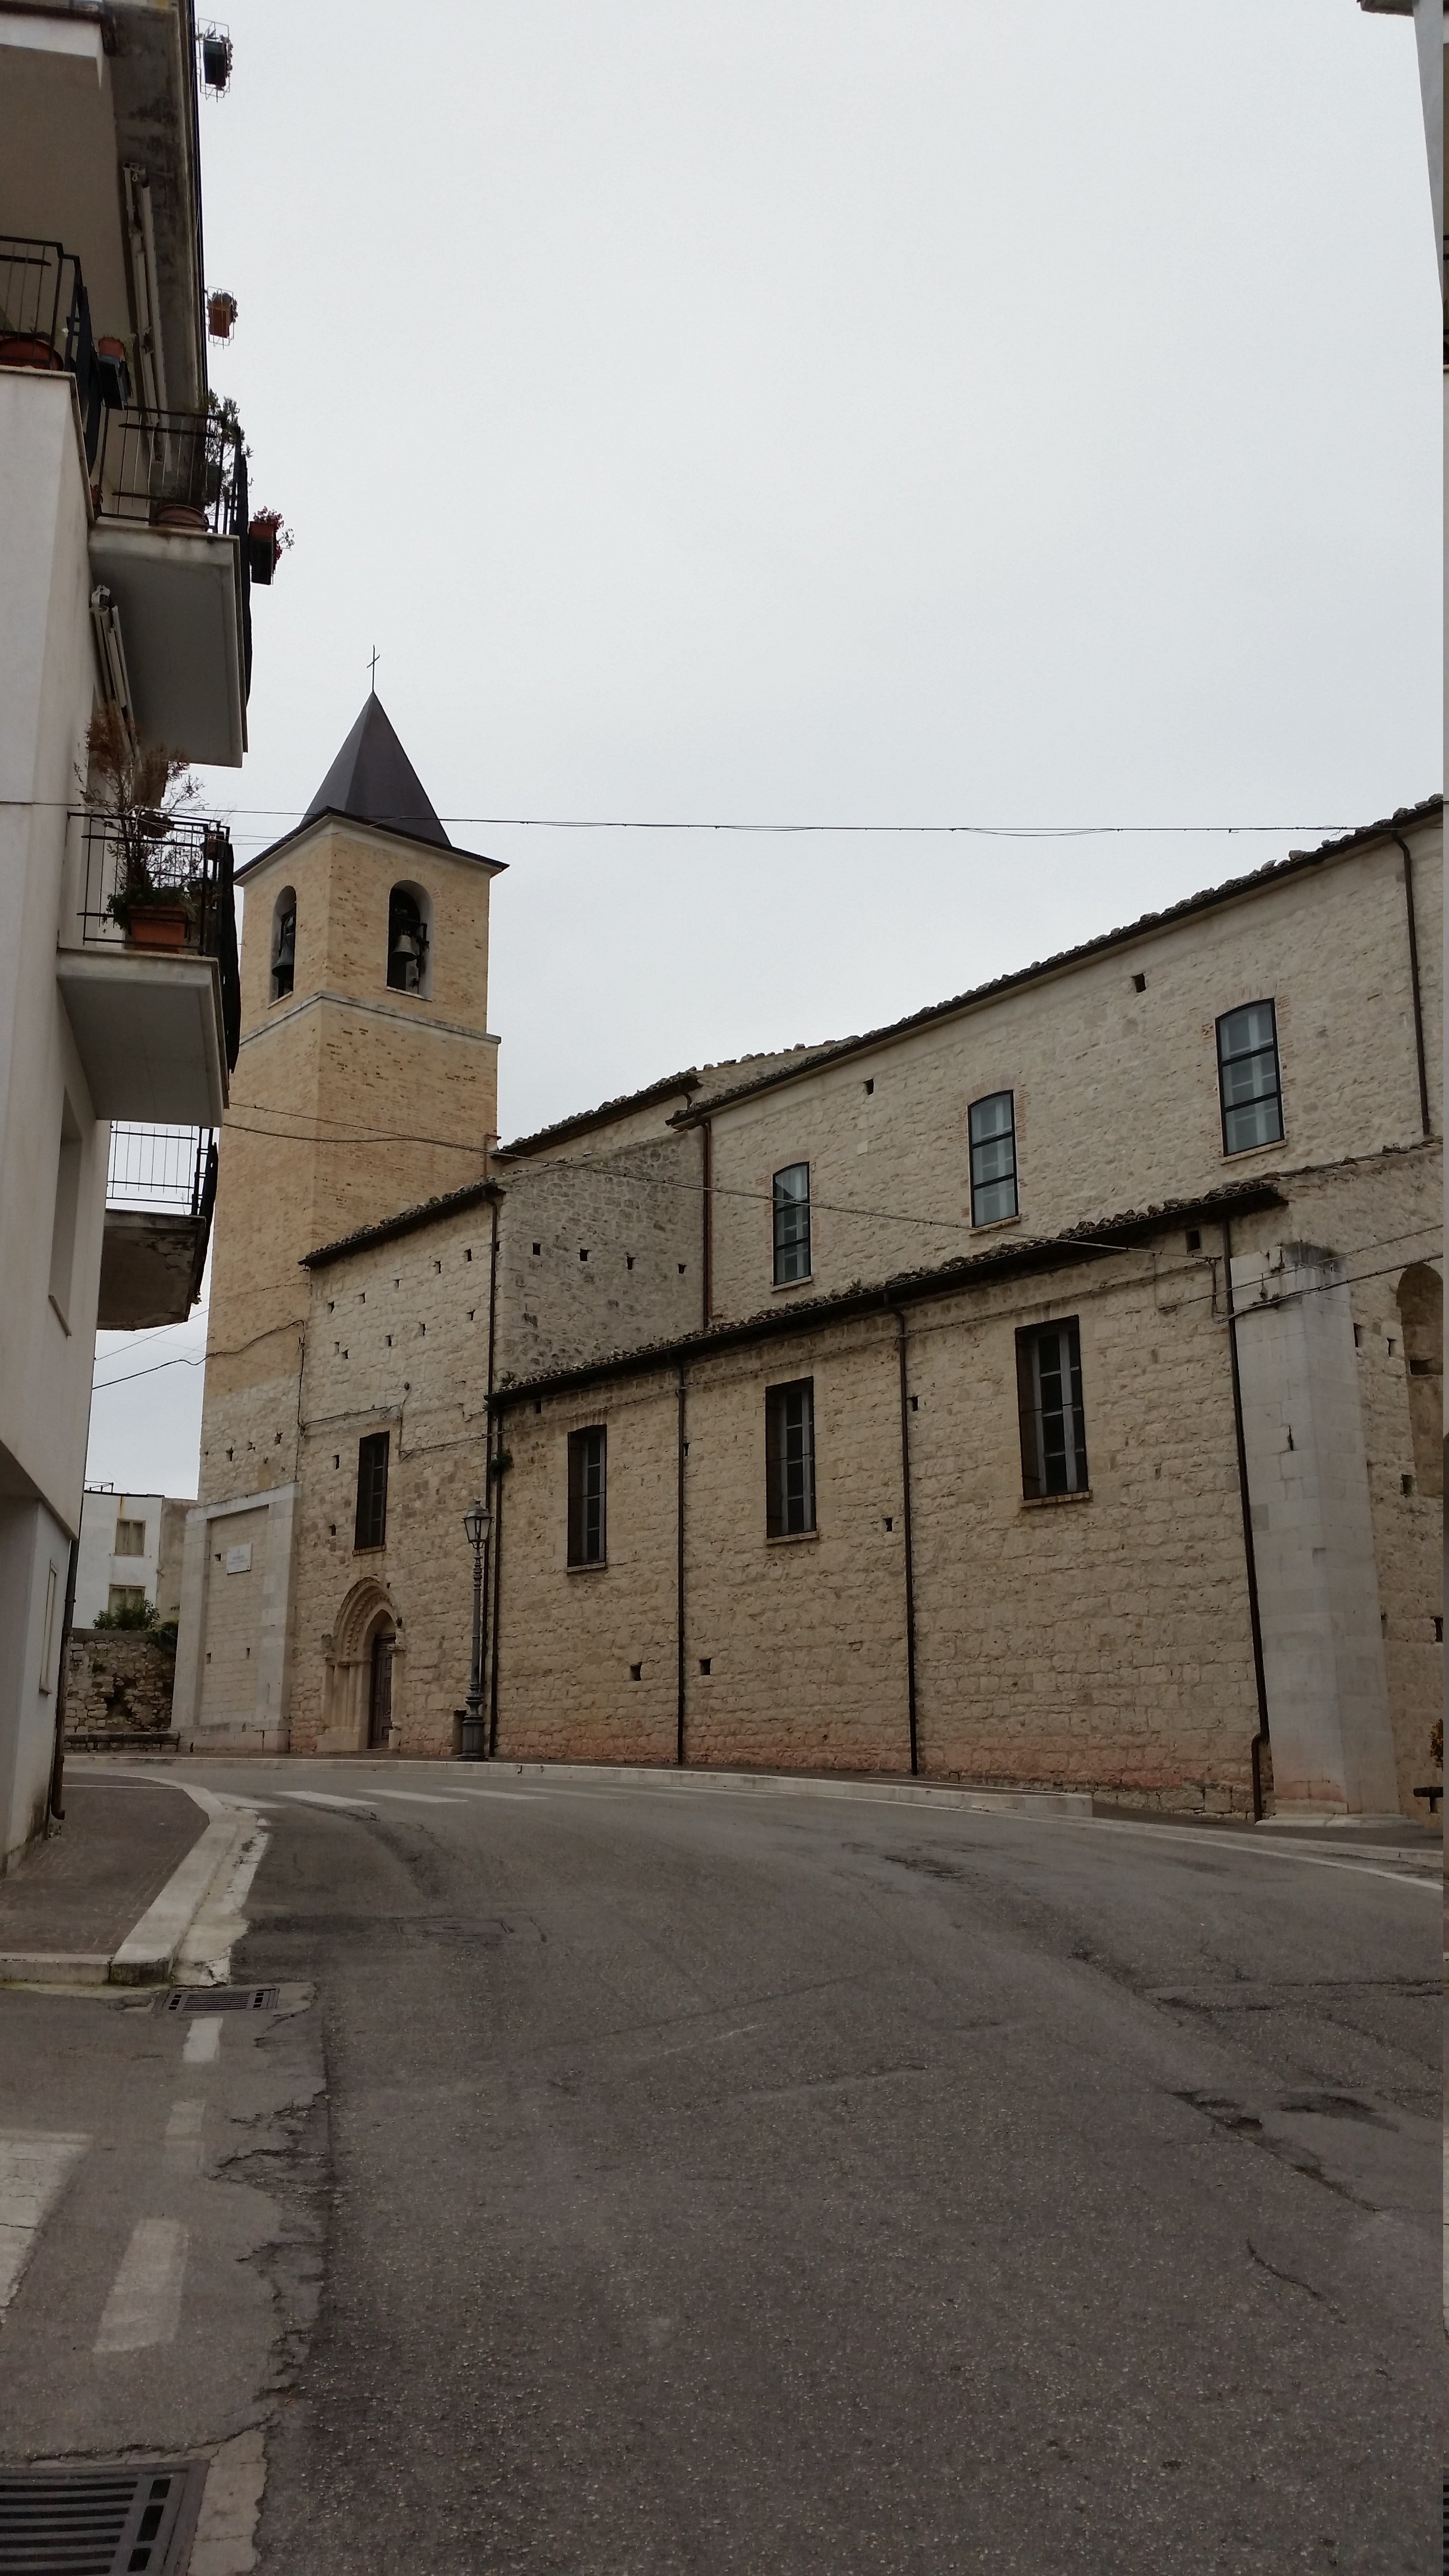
(1216, 1001, 1283, 1153)
(773, 1163, 811, 1284)
(48, 1094, 82, 1326)
(969, 1092, 1017, 1225)
(766, 1378, 816, 1535)
(271, 887, 296, 1000)
(567, 1427, 607, 1564)
(354, 1431, 390, 1550)
(386, 884, 431, 994)
(1016, 1320, 1088, 1497)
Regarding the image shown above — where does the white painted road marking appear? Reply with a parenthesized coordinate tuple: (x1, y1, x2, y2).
(94, 2218, 188, 2353)
(279, 1790, 377, 1813)
(368, 1788, 469, 1807)
(182, 2015, 223, 2066)
(163, 2100, 205, 2175)
(0, 2132, 88, 2312)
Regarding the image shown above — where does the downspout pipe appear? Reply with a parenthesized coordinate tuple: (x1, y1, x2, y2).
(701, 1120, 714, 1328)
(48, 1535, 79, 1827)
(676, 1368, 687, 1767)
(1389, 833, 1432, 1139)
(891, 1310, 920, 1777)
(485, 1195, 503, 1755)
(1220, 1218, 1272, 1820)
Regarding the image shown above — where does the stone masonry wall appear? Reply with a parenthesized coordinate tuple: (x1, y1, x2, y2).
(701, 824, 1442, 1330)
(492, 1212, 1276, 1807)
(64, 1629, 177, 1737)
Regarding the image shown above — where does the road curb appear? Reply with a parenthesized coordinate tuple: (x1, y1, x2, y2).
(0, 1777, 261, 1990)
(482, 1761, 1095, 1818)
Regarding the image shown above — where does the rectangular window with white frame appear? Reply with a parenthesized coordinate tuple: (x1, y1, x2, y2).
(766, 1378, 816, 1535)
(1016, 1320, 1089, 1497)
(772, 1163, 811, 1285)
(1216, 1000, 1283, 1154)
(969, 1092, 1018, 1225)
(567, 1426, 607, 1565)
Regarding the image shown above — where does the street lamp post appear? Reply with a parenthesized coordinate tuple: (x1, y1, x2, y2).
(458, 1497, 492, 1760)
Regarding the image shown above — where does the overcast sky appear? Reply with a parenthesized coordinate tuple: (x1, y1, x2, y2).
(86, 0, 1440, 1499)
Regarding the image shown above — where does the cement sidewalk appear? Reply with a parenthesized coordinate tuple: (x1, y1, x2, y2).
(0, 1774, 265, 1987)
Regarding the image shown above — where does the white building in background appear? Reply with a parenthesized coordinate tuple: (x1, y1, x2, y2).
(0, 5, 279, 1867)
(74, 1488, 188, 1631)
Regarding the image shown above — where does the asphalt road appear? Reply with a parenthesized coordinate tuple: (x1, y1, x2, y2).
(198, 1766, 1438, 2574)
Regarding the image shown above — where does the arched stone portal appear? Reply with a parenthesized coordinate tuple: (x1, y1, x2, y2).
(323, 1578, 401, 1751)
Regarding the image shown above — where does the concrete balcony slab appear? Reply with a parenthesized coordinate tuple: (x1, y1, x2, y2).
(98, 1209, 206, 1329)
(88, 521, 245, 768)
(55, 951, 227, 1123)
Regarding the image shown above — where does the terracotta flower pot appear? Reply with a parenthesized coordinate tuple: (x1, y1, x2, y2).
(124, 905, 191, 951)
(151, 501, 209, 533)
(0, 333, 60, 371)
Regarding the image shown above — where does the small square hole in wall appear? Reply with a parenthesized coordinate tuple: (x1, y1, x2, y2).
(274, 1431, 282, 1443)
(434, 1259, 442, 1274)
(1435, 1617, 1444, 1642)
(386, 1334, 393, 1347)
(467, 1309, 475, 1322)
(359, 1291, 366, 1304)
(909, 1395, 919, 1412)
(678, 1263, 686, 1274)
(333, 1455, 340, 1469)
(864, 1078, 874, 1095)
(534, 1400, 542, 1414)
(1132, 972, 1147, 993)
(630, 1663, 642, 1681)
(1185, 1229, 1201, 1252)
(226, 1447, 233, 1461)
(580, 1248, 589, 1262)
(884, 1516, 894, 1531)
(1387, 1336, 1398, 1356)
(465, 1248, 473, 1262)
(329, 1523, 337, 1537)
(626, 1256, 635, 1271)
(532, 1243, 541, 1257)
(327, 1300, 334, 1313)
(418, 1322, 426, 1335)
(1353, 1323, 1363, 1347)
(699, 1658, 711, 1675)
(1401, 1473, 1415, 1495)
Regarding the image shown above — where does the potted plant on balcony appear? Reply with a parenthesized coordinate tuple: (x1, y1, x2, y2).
(247, 508, 292, 586)
(79, 705, 200, 952)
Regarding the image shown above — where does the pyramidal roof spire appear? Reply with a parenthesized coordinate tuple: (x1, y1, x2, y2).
(304, 693, 450, 848)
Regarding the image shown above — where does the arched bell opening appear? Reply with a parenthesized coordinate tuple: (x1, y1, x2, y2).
(386, 882, 432, 998)
(271, 885, 297, 1001)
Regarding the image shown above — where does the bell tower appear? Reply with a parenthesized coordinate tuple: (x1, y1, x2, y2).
(172, 700, 503, 1749)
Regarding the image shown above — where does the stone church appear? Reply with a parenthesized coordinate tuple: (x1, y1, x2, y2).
(172, 700, 1444, 1820)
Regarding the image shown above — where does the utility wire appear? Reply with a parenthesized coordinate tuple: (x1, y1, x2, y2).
(0, 796, 1364, 837)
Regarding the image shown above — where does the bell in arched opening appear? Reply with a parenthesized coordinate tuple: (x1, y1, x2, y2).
(386, 885, 428, 994)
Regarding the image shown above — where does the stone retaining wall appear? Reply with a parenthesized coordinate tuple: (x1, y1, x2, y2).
(63, 1628, 177, 1738)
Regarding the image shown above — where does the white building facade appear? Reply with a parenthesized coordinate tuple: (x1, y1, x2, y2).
(0, 4, 262, 1866)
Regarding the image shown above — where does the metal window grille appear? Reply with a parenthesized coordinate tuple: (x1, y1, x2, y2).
(969, 1091, 1018, 1224)
(354, 1432, 389, 1551)
(1016, 1320, 1088, 1497)
(772, 1163, 811, 1284)
(766, 1379, 816, 1535)
(1216, 999, 1283, 1154)
(567, 1427, 607, 1564)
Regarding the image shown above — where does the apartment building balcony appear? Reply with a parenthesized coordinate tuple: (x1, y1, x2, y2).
(90, 401, 250, 767)
(56, 812, 240, 1126)
(99, 1123, 217, 1330)
(0, 232, 250, 765)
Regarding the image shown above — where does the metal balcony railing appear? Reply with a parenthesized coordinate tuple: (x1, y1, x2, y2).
(0, 234, 101, 464)
(93, 403, 248, 540)
(107, 1124, 216, 1218)
(72, 812, 242, 1069)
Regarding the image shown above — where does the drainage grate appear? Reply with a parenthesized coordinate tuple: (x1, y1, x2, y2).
(0, 2460, 205, 2574)
(162, 1986, 279, 2015)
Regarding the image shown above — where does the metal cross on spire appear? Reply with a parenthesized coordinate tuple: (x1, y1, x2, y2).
(368, 646, 380, 690)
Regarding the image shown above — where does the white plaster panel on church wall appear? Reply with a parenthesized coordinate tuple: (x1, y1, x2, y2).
(194, 1507, 270, 1735)
(701, 829, 1442, 1330)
